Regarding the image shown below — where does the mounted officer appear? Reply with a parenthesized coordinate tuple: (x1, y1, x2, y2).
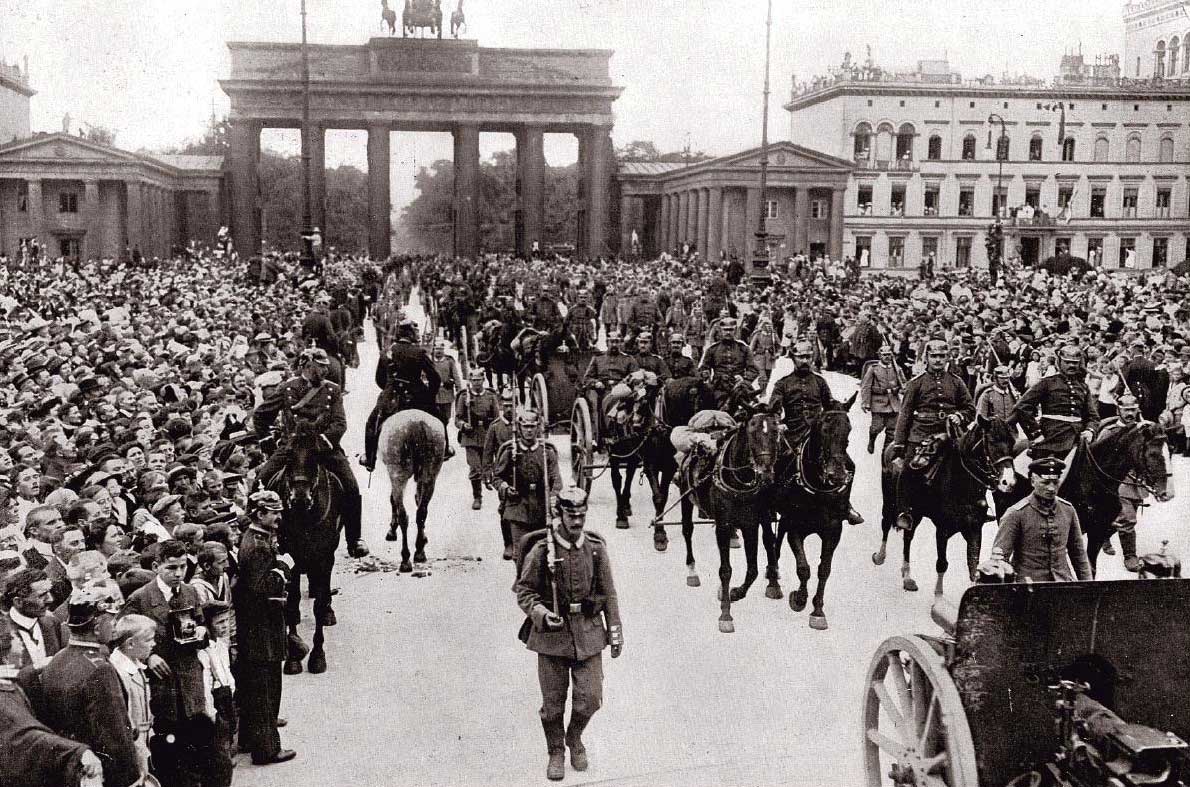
(362, 319, 442, 472)
(581, 331, 638, 446)
(1012, 344, 1099, 460)
(632, 331, 670, 382)
(456, 368, 500, 511)
(252, 347, 368, 558)
(700, 315, 757, 409)
(890, 339, 976, 531)
(666, 333, 696, 379)
(513, 486, 622, 782)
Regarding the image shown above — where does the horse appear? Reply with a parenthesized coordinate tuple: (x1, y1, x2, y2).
(601, 377, 657, 529)
(992, 423, 1173, 574)
(769, 393, 857, 630)
(270, 420, 344, 675)
(381, 0, 397, 34)
(380, 409, 446, 572)
(678, 410, 781, 633)
(649, 375, 715, 563)
(874, 415, 1019, 596)
(450, 0, 465, 37)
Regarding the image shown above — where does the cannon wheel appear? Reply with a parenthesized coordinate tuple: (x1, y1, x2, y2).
(570, 397, 594, 493)
(530, 373, 550, 428)
(861, 635, 977, 787)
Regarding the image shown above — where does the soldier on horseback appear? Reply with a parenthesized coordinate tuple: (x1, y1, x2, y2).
(769, 340, 864, 525)
(1011, 344, 1099, 459)
(581, 331, 638, 446)
(700, 316, 757, 409)
(890, 339, 976, 531)
(252, 347, 368, 558)
(666, 333, 696, 380)
(361, 319, 442, 472)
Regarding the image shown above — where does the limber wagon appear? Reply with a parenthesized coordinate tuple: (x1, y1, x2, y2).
(862, 580, 1190, 787)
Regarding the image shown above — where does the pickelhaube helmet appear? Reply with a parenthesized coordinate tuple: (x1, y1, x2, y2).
(555, 486, 588, 516)
(248, 489, 283, 513)
(516, 409, 540, 429)
(299, 347, 330, 366)
(1118, 394, 1140, 411)
(1139, 540, 1182, 578)
(1057, 344, 1083, 363)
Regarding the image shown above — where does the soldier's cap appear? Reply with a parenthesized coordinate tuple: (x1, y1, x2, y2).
(993, 365, 1010, 376)
(878, 345, 893, 355)
(65, 587, 106, 628)
(1118, 394, 1140, 409)
(468, 368, 485, 380)
(516, 409, 541, 427)
(167, 464, 197, 482)
(248, 489, 283, 513)
(299, 347, 331, 366)
(499, 388, 516, 403)
(555, 486, 588, 515)
(151, 494, 184, 515)
(606, 330, 621, 340)
(669, 332, 685, 343)
(1139, 542, 1181, 578)
(1028, 457, 1065, 478)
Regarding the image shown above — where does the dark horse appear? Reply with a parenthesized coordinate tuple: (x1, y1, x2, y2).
(269, 421, 343, 675)
(874, 415, 1019, 596)
(381, 409, 446, 571)
(601, 379, 656, 529)
(678, 411, 781, 633)
(770, 393, 857, 630)
(992, 423, 1173, 575)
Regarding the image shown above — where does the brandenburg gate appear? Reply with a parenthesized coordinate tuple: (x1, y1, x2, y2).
(221, 37, 622, 259)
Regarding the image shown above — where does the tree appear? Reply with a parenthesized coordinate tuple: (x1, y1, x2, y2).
(174, 117, 230, 157)
(615, 138, 714, 164)
(83, 125, 117, 146)
(258, 152, 370, 253)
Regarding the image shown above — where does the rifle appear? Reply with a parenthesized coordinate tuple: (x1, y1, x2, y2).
(540, 421, 562, 626)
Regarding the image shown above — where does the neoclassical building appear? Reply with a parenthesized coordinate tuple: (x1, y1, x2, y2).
(1124, 0, 1190, 80)
(615, 142, 851, 264)
(785, 53, 1190, 272)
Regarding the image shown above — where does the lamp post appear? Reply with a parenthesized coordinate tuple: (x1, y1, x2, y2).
(751, 0, 773, 281)
(986, 113, 1008, 271)
(299, 0, 317, 269)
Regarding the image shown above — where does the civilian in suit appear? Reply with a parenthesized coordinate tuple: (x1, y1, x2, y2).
(0, 568, 69, 669)
(45, 525, 86, 608)
(20, 504, 64, 571)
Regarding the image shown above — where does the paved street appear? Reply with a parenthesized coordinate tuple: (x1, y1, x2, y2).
(236, 290, 1190, 787)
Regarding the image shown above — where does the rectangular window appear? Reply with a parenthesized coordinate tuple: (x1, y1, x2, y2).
(1120, 237, 1137, 268)
(1025, 187, 1040, 208)
(958, 188, 974, 216)
(1157, 188, 1171, 218)
(1058, 186, 1074, 209)
(855, 235, 872, 266)
(992, 191, 1004, 219)
(765, 200, 778, 220)
(921, 236, 939, 264)
(888, 236, 905, 268)
(810, 199, 827, 219)
(17, 182, 28, 212)
(58, 238, 80, 258)
(890, 184, 906, 216)
(857, 185, 873, 214)
(955, 236, 972, 268)
(1090, 188, 1106, 218)
(1087, 237, 1104, 265)
(1154, 237, 1169, 268)
(924, 185, 940, 216)
(1122, 188, 1138, 218)
(1056, 237, 1072, 256)
(58, 192, 78, 213)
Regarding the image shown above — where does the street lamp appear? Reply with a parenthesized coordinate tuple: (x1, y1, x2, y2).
(986, 113, 1008, 271)
(751, 0, 773, 281)
(299, 0, 317, 269)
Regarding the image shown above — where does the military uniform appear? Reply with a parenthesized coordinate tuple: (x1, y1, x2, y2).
(1095, 414, 1149, 569)
(700, 337, 757, 408)
(364, 339, 442, 468)
(991, 494, 1093, 581)
(892, 369, 975, 523)
(41, 640, 140, 787)
(860, 360, 903, 452)
(456, 387, 500, 503)
(253, 374, 364, 550)
(432, 354, 464, 447)
(515, 528, 621, 778)
(582, 350, 638, 443)
(0, 675, 91, 787)
(1012, 373, 1099, 457)
(668, 352, 696, 379)
(491, 439, 563, 564)
(633, 350, 670, 382)
(769, 367, 835, 442)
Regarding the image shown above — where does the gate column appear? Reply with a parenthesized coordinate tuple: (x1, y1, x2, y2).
(454, 123, 480, 260)
(515, 124, 545, 258)
(367, 124, 391, 260)
(580, 125, 612, 258)
(227, 120, 260, 257)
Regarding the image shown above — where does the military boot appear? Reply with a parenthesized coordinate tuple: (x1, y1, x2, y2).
(360, 412, 381, 473)
(1120, 530, 1140, 572)
(565, 713, 592, 772)
(471, 479, 482, 510)
(543, 718, 566, 781)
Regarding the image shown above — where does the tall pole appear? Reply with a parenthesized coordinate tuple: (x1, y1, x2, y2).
(987, 113, 1008, 266)
(751, 0, 773, 279)
(300, 0, 315, 267)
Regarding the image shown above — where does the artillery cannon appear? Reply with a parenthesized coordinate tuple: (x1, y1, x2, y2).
(862, 579, 1190, 786)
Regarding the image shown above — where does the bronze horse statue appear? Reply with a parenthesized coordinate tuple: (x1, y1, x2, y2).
(269, 420, 344, 675)
(450, 0, 466, 37)
(875, 414, 1018, 596)
(380, 409, 446, 571)
(381, 0, 397, 35)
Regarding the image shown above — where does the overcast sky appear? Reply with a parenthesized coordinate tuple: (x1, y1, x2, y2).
(1, 0, 1125, 209)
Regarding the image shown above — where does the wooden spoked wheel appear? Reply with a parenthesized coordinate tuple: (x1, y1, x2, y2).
(531, 373, 550, 428)
(861, 635, 977, 787)
(570, 397, 594, 493)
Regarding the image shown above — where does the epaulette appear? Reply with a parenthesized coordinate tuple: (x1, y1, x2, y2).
(1055, 496, 1076, 509)
(1006, 496, 1033, 513)
(584, 530, 607, 546)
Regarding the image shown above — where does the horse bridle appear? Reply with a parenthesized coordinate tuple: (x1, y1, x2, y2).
(713, 426, 772, 496)
(952, 422, 1013, 489)
(1082, 427, 1169, 496)
(784, 411, 853, 496)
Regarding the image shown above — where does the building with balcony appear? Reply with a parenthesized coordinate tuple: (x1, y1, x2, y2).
(1123, 0, 1190, 80)
(785, 53, 1190, 272)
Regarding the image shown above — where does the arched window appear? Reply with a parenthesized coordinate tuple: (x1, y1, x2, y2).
(875, 122, 894, 163)
(961, 134, 976, 160)
(1172, 37, 1181, 75)
(853, 122, 872, 159)
(995, 134, 1010, 161)
(1093, 136, 1109, 162)
(895, 123, 916, 160)
(927, 134, 942, 160)
(1159, 135, 1175, 162)
(1062, 137, 1076, 162)
(1126, 134, 1141, 162)
(1029, 134, 1043, 161)
(1156, 40, 1167, 78)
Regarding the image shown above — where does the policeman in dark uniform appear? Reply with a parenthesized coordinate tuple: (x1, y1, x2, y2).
(1012, 344, 1099, 459)
(891, 339, 976, 530)
(769, 340, 863, 524)
(700, 315, 758, 409)
(582, 332, 638, 445)
(41, 589, 140, 787)
(456, 369, 500, 511)
(514, 486, 622, 782)
(632, 331, 670, 381)
(491, 410, 563, 566)
(362, 319, 442, 471)
(253, 347, 368, 558)
(667, 332, 696, 379)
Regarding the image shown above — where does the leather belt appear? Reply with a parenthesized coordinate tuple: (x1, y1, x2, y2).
(1040, 414, 1082, 423)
